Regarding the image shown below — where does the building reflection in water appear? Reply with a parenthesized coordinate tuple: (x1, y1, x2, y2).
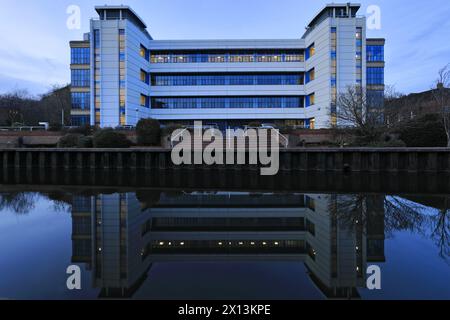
(71, 191, 386, 299)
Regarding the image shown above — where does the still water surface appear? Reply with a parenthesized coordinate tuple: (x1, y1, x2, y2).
(0, 175, 449, 300)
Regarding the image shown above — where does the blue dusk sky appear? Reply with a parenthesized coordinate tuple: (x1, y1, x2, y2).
(0, 0, 449, 96)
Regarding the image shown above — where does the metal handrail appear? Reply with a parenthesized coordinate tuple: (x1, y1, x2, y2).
(170, 126, 289, 148)
(0, 126, 46, 132)
(274, 129, 289, 148)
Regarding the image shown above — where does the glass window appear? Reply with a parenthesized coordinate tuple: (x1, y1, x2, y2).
(306, 44, 315, 60)
(305, 69, 315, 84)
(306, 93, 315, 107)
(71, 92, 90, 110)
(356, 27, 363, 40)
(94, 30, 100, 48)
(367, 67, 384, 85)
(71, 69, 90, 87)
(367, 90, 385, 108)
(71, 47, 90, 65)
(140, 70, 149, 84)
(140, 94, 149, 108)
(367, 45, 384, 62)
(150, 50, 305, 64)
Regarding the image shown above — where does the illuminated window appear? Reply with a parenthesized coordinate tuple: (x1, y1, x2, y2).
(140, 69, 148, 84)
(140, 94, 149, 108)
(306, 44, 315, 60)
(306, 68, 316, 83)
(306, 93, 315, 107)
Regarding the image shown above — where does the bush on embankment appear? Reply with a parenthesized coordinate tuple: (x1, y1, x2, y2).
(398, 114, 447, 147)
(58, 134, 83, 148)
(136, 118, 161, 146)
(92, 129, 131, 148)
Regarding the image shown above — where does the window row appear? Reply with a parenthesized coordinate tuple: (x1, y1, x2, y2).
(367, 67, 384, 85)
(71, 47, 90, 65)
(151, 73, 304, 86)
(71, 92, 90, 110)
(149, 51, 305, 64)
(71, 69, 90, 87)
(151, 96, 307, 109)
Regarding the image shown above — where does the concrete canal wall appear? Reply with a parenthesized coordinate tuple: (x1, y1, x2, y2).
(1, 148, 450, 173)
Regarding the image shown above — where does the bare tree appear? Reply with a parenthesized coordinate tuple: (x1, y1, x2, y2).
(333, 85, 386, 143)
(0, 90, 31, 126)
(432, 64, 450, 147)
(383, 85, 406, 126)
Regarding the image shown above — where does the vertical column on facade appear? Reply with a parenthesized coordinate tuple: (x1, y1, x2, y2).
(144, 153, 152, 171)
(89, 152, 96, 169)
(26, 152, 33, 169)
(335, 152, 344, 171)
(159, 152, 166, 170)
(352, 152, 362, 172)
(426, 153, 438, 172)
(76, 153, 83, 169)
(281, 152, 291, 171)
(2, 152, 9, 169)
(116, 153, 123, 170)
(14, 151, 21, 168)
(39, 152, 46, 169)
(407, 152, 418, 172)
(299, 152, 308, 171)
(370, 152, 380, 172)
(130, 152, 137, 169)
(388, 152, 399, 173)
(447, 152, 450, 173)
(317, 152, 327, 171)
(63, 152, 71, 170)
(102, 152, 110, 169)
(51, 152, 58, 169)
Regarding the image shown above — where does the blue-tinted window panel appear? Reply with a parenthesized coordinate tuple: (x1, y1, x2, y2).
(367, 67, 385, 85)
(71, 69, 90, 87)
(367, 45, 384, 62)
(71, 92, 90, 110)
(71, 48, 90, 65)
(151, 73, 304, 86)
(367, 90, 385, 108)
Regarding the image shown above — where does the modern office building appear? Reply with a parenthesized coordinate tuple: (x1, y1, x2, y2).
(69, 3, 385, 129)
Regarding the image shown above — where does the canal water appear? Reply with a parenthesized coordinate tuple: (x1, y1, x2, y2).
(0, 172, 449, 300)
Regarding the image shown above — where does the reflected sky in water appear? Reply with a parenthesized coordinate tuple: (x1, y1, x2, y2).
(0, 189, 448, 300)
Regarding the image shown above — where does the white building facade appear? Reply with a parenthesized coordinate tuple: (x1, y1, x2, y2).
(70, 3, 385, 129)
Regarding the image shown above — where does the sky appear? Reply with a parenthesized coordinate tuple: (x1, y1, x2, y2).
(0, 0, 449, 97)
